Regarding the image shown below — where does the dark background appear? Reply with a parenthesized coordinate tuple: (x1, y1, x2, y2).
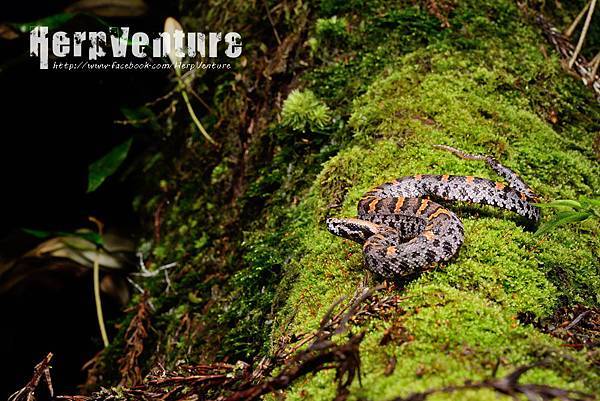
(0, 1, 176, 397)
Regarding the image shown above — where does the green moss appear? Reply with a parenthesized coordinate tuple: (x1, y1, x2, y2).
(214, 229, 288, 360)
(348, 285, 593, 401)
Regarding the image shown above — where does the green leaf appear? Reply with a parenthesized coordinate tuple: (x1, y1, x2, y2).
(15, 13, 75, 32)
(22, 229, 104, 245)
(87, 138, 133, 193)
(534, 211, 592, 237)
(58, 231, 104, 246)
(534, 199, 582, 209)
(22, 228, 53, 238)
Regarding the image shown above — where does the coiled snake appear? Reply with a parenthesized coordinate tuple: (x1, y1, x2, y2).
(326, 145, 540, 279)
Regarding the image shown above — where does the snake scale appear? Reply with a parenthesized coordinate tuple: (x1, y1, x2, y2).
(326, 145, 540, 279)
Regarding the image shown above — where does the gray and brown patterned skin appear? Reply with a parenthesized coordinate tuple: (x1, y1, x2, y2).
(326, 145, 540, 279)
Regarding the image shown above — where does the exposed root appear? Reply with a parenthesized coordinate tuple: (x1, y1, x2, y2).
(224, 333, 364, 401)
(279, 283, 406, 360)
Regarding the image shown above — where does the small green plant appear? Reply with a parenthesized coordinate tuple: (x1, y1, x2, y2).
(315, 16, 348, 40)
(534, 197, 600, 236)
(23, 220, 112, 347)
(281, 89, 331, 132)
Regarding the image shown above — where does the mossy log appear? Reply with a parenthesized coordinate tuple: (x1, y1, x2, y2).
(92, 1, 599, 400)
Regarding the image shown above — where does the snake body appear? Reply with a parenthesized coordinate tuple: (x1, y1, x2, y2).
(326, 145, 540, 279)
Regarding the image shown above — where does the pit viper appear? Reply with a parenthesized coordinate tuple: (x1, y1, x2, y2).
(326, 145, 540, 279)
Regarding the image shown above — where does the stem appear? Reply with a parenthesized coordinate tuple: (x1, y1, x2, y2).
(564, 0, 591, 37)
(181, 89, 218, 145)
(569, 0, 597, 69)
(175, 69, 217, 146)
(94, 249, 109, 347)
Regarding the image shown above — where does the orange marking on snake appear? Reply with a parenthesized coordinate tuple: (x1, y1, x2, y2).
(368, 198, 379, 213)
(394, 197, 405, 213)
(416, 199, 430, 216)
(495, 182, 506, 190)
(441, 174, 449, 182)
(422, 231, 435, 240)
(465, 176, 475, 184)
(366, 235, 386, 250)
(520, 192, 527, 201)
(386, 246, 397, 256)
(414, 174, 422, 180)
(428, 207, 451, 220)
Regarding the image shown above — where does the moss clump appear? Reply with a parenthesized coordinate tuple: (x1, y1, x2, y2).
(281, 89, 332, 133)
(315, 16, 349, 41)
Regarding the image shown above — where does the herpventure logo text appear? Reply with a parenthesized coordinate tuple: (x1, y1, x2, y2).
(29, 27, 242, 70)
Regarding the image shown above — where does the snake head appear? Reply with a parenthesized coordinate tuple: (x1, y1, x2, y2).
(326, 217, 382, 244)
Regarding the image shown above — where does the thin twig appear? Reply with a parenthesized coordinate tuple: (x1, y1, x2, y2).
(180, 86, 218, 145)
(564, 0, 591, 37)
(113, 103, 173, 126)
(263, 0, 282, 45)
(93, 253, 109, 347)
(182, 78, 215, 114)
(569, 0, 597, 69)
(143, 86, 178, 107)
(8, 353, 54, 401)
(172, 66, 217, 145)
(564, 310, 591, 331)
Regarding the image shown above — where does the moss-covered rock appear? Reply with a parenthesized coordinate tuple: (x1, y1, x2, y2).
(264, 1, 599, 399)
(98, 0, 599, 399)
